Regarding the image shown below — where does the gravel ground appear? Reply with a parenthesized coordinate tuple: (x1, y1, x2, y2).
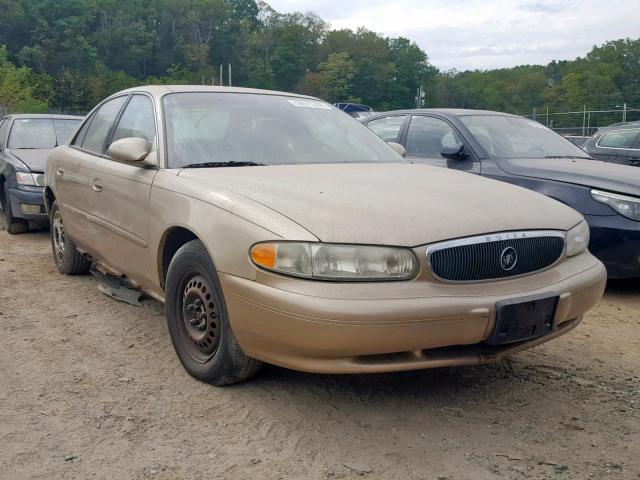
(0, 224, 639, 480)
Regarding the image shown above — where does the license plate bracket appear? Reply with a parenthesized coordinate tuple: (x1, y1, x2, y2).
(486, 294, 559, 346)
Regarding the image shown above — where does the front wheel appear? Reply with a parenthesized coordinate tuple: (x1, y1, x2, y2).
(2, 189, 29, 234)
(165, 240, 262, 385)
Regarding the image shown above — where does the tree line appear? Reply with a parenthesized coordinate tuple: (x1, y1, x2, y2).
(0, 0, 638, 117)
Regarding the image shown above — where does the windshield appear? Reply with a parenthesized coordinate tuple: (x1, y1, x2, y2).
(163, 93, 402, 168)
(459, 115, 590, 159)
(8, 118, 81, 149)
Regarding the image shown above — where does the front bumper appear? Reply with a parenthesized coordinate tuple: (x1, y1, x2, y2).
(586, 213, 640, 279)
(7, 185, 47, 221)
(221, 253, 606, 374)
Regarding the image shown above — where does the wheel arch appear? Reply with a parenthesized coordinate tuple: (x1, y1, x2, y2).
(158, 226, 201, 291)
(44, 186, 56, 217)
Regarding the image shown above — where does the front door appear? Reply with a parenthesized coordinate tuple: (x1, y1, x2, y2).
(73, 94, 158, 286)
(89, 94, 158, 286)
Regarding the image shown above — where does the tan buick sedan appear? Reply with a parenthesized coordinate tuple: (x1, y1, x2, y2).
(45, 86, 606, 385)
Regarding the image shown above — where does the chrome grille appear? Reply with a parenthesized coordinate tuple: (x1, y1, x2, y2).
(427, 231, 565, 282)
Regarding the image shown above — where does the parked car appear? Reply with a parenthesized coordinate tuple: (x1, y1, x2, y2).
(335, 102, 375, 119)
(362, 109, 640, 279)
(564, 135, 589, 147)
(581, 121, 640, 167)
(46, 87, 605, 385)
(0, 114, 83, 233)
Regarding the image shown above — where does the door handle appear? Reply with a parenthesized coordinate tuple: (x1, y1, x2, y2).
(91, 179, 103, 192)
(56, 168, 64, 177)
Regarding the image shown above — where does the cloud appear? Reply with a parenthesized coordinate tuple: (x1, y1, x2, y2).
(519, 2, 563, 13)
(267, 0, 639, 70)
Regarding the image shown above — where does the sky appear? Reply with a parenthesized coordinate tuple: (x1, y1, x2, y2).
(267, 0, 640, 71)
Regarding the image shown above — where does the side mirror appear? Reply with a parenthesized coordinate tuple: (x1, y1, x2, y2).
(387, 141, 407, 157)
(441, 143, 468, 160)
(108, 137, 150, 163)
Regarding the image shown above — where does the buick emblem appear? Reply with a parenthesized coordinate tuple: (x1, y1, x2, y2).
(500, 247, 518, 271)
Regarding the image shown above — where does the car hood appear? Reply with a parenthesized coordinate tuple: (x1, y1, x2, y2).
(9, 149, 52, 172)
(496, 158, 640, 197)
(179, 163, 582, 246)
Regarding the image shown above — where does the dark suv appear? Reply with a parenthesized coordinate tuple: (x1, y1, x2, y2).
(0, 114, 82, 233)
(582, 121, 640, 167)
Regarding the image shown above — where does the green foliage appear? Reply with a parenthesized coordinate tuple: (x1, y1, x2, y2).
(319, 53, 355, 103)
(0, 45, 47, 113)
(0, 0, 637, 115)
(437, 39, 639, 115)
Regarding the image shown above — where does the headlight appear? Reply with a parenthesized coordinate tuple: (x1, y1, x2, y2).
(566, 220, 590, 257)
(15, 172, 38, 186)
(250, 242, 419, 281)
(591, 189, 640, 221)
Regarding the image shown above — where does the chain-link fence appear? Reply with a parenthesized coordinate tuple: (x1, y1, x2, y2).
(526, 106, 640, 138)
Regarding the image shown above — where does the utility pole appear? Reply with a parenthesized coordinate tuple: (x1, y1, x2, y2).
(415, 85, 425, 108)
(582, 105, 586, 137)
(220, 64, 223, 86)
(623, 102, 627, 123)
(546, 106, 549, 127)
(228, 64, 232, 87)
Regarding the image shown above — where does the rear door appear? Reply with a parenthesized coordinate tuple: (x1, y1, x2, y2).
(80, 93, 159, 285)
(59, 96, 128, 250)
(594, 128, 640, 166)
(404, 115, 480, 173)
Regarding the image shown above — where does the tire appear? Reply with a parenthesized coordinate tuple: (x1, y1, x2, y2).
(165, 239, 262, 385)
(2, 189, 29, 234)
(50, 201, 90, 275)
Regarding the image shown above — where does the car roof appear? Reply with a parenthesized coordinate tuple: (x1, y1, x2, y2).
(365, 108, 520, 120)
(113, 85, 318, 101)
(2, 113, 84, 121)
(596, 120, 640, 132)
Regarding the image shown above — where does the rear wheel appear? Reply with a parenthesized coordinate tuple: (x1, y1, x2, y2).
(50, 201, 90, 275)
(165, 239, 262, 385)
(2, 189, 29, 234)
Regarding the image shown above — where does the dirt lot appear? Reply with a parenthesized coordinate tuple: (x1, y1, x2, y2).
(0, 224, 638, 480)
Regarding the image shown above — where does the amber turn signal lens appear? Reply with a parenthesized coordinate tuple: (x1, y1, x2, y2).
(250, 243, 277, 269)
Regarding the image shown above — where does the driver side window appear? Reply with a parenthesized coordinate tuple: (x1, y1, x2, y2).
(110, 95, 156, 148)
(80, 96, 128, 154)
(406, 116, 462, 158)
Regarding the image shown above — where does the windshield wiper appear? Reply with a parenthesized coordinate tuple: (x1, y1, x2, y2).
(181, 161, 265, 169)
(544, 155, 592, 160)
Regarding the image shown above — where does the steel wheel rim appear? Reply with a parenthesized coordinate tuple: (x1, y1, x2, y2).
(52, 211, 66, 261)
(180, 274, 221, 362)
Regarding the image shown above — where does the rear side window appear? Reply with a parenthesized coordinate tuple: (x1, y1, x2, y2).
(597, 129, 640, 149)
(110, 95, 156, 147)
(72, 113, 94, 147)
(81, 96, 128, 154)
(366, 116, 406, 142)
(406, 116, 463, 157)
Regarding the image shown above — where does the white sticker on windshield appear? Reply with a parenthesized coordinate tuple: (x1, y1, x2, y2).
(288, 99, 332, 110)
